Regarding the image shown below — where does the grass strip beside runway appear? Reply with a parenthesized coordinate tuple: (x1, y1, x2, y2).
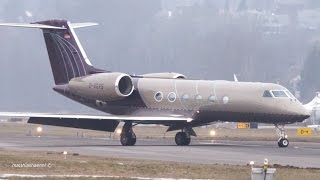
(0, 150, 319, 180)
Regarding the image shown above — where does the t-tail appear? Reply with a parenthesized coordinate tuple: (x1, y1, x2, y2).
(0, 19, 106, 85)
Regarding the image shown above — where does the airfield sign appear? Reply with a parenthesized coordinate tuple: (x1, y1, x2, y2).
(297, 128, 312, 136)
(237, 123, 250, 129)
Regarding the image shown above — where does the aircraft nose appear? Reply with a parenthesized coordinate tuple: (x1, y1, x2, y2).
(294, 105, 311, 121)
(300, 113, 310, 120)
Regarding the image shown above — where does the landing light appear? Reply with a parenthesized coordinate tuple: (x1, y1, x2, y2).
(116, 129, 122, 134)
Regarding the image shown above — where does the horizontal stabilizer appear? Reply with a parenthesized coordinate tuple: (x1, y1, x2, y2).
(0, 23, 66, 29)
(70, 22, 98, 29)
(0, 22, 98, 30)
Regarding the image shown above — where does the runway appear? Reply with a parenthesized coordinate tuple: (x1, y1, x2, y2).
(0, 134, 319, 168)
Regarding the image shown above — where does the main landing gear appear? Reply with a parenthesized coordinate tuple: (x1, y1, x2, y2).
(275, 124, 289, 148)
(175, 132, 191, 146)
(175, 127, 195, 146)
(118, 123, 195, 146)
(120, 122, 136, 146)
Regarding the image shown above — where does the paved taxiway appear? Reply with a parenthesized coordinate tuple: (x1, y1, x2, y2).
(0, 135, 319, 168)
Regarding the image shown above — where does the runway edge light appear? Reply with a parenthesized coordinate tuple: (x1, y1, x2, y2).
(36, 126, 43, 133)
(63, 151, 68, 159)
(210, 130, 216, 136)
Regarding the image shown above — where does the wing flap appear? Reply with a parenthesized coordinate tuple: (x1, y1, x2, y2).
(28, 117, 119, 132)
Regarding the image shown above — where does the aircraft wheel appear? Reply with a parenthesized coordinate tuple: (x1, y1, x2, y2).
(184, 136, 191, 145)
(175, 132, 190, 146)
(128, 133, 136, 146)
(278, 138, 289, 148)
(120, 133, 136, 146)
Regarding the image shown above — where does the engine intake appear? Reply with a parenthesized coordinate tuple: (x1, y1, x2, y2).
(116, 74, 133, 96)
(69, 72, 134, 101)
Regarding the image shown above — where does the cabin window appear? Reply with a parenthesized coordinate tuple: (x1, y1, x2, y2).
(181, 94, 189, 101)
(195, 94, 202, 101)
(168, 92, 176, 102)
(208, 95, 216, 102)
(263, 90, 272, 97)
(271, 90, 288, 98)
(154, 92, 163, 102)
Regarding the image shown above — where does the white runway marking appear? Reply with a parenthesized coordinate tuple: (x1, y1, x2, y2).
(198, 142, 263, 147)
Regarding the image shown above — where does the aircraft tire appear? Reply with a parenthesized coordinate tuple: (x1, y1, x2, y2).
(175, 132, 190, 146)
(128, 133, 136, 146)
(184, 136, 191, 145)
(278, 138, 289, 148)
(120, 133, 136, 146)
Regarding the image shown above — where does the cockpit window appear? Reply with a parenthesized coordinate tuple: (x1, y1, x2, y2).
(285, 90, 295, 99)
(263, 90, 272, 97)
(271, 90, 288, 98)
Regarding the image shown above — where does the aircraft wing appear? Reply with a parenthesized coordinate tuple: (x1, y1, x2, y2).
(0, 112, 192, 132)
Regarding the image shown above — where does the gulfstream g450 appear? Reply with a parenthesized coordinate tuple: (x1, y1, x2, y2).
(0, 20, 310, 147)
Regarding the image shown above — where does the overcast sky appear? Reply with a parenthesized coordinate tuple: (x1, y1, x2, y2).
(0, 0, 318, 112)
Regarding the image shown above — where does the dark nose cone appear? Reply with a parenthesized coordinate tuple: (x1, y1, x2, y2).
(299, 114, 311, 121)
(293, 107, 311, 122)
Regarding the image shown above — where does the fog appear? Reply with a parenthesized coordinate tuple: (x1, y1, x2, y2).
(0, 0, 319, 112)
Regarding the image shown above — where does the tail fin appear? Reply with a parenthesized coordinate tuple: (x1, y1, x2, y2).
(0, 19, 105, 85)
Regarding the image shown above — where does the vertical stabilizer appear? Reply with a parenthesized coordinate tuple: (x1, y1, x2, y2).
(36, 20, 100, 84)
(0, 19, 105, 85)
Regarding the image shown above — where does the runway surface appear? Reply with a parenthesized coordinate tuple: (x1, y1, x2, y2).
(0, 134, 319, 168)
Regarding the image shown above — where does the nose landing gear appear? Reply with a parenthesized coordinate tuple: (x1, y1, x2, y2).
(120, 122, 136, 146)
(275, 124, 289, 148)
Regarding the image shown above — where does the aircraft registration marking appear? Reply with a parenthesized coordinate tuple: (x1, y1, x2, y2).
(89, 83, 104, 90)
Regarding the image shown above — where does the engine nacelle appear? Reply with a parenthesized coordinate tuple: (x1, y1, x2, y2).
(69, 72, 134, 101)
(141, 72, 187, 79)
